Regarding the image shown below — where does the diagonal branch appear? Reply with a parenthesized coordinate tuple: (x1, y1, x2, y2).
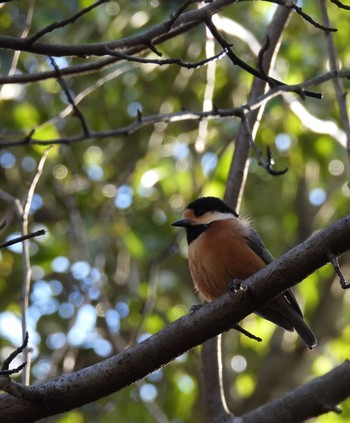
(104, 47, 228, 68)
(0, 229, 46, 249)
(330, 0, 350, 10)
(319, 0, 350, 179)
(237, 360, 350, 423)
(1, 332, 29, 374)
(0, 0, 236, 57)
(49, 56, 90, 136)
(204, 17, 322, 100)
(27, 0, 109, 44)
(0, 214, 349, 422)
(20, 147, 52, 385)
(265, 0, 337, 32)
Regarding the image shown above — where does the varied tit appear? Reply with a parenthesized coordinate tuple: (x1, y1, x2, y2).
(172, 196, 316, 349)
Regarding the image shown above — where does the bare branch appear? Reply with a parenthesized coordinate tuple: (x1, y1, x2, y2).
(0, 229, 46, 249)
(0, 57, 118, 85)
(0, 214, 349, 421)
(169, 0, 202, 27)
(241, 115, 288, 176)
(205, 17, 322, 100)
(49, 56, 90, 136)
(319, 0, 350, 180)
(265, 145, 288, 176)
(1, 332, 29, 373)
(0, 363, 27, 377)
(237, 360, 350, 423)
(328, 254, 350, 289)
(0, 0, 34, 101)
(233, 324, 262, 342)
(330, 0, 350, 10)
(20, 147, 52, 385)
(0, 332, 42, 401)
(27, 0, 109, 44)
(266, 0, 337, 32)
(0, 0, 236, 58)
(7, 65, 350, 148)
(104, 47, 228, 69)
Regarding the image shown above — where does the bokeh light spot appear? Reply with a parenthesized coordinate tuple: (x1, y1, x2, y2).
(231, 355, 247, 373)
(309, 188, 327, 206)
(139, 384, 158, 402)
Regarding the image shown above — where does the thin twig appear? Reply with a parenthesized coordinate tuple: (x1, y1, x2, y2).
(0, 363, 27, 376)
(195, 18, 217, 152)
(266, 0, 337, 32)
(242, 115, 288, 176)
(330, 0, 350, 10)
(2, 67, 350, 148)
(266, 145, 288, 176)
(205, 17, 322, 100)
(169, 0, 201, 27)
(49, 57, 90, 136)
(1, 332, 29, 373)
(233, 324, 262, 342)
(0, 229, 46, 249)
(0, 0, 35, 100)
(104, 48, 228, 69)
(328, 254, 350, 289)
(27, 0, 109, 44)
(0, 331, 43, 401)
(20, 147, 52, 385)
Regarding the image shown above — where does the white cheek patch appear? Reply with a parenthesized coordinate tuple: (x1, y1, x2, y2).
(195, 211, 237, 225)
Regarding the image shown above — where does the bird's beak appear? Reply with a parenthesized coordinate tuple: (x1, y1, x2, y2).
(171, 218, 190, 227)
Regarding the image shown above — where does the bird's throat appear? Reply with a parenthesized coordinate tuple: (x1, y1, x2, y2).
(186, 224, 210, 244)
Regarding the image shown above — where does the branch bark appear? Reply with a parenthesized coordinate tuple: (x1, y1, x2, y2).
(0, 214, 349, 422)
(0, 0, 235, 57)
(237, 360, 350, 423)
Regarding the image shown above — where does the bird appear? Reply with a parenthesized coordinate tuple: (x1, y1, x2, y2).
(172, 196, 317, 349)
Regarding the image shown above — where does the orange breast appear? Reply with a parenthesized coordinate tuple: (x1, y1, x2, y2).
(188, 219, 265, 301)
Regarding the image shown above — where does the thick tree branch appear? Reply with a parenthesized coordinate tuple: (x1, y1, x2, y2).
(216, 6, 293, 421)
(319, 0, 350, 178)
(0, 0, 235, 57)
(237, 360, 350, 423)
(224, 5, 292, 206)
(0, 215, 349, 422)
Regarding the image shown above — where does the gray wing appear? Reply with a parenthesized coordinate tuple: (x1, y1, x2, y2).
(246, 227, 303, 318)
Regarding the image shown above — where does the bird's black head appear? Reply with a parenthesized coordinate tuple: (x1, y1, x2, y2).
(171, 197, 238, 244)
(187, 197, 238, 217)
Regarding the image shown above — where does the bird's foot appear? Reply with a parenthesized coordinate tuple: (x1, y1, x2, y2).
(190, 304, 203, 315)
(229, 279, 247, 297)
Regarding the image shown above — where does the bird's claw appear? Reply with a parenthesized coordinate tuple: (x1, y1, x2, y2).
(190, 304, 203, 315)
(229, 279, 247, 297)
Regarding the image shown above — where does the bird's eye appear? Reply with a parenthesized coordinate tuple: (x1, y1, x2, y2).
(195, 209, 206, 216)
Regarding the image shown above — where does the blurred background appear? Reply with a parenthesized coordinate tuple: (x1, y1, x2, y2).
(0, 1, 349, 421)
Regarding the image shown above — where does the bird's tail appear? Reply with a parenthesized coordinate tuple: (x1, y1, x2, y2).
(256, 297, 317, 349)
(287, 307, 317, 350)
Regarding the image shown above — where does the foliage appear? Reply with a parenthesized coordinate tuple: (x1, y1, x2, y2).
(0, 1, 350, 422)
